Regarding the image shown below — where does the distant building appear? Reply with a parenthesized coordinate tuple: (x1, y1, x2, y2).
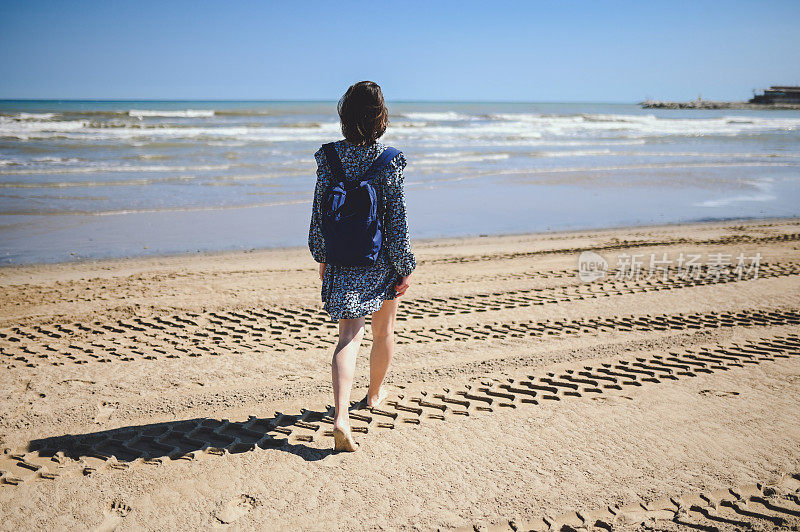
(750, 86, 800, 104)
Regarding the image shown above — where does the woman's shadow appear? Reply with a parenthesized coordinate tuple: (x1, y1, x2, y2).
(26, 403, 370, 466)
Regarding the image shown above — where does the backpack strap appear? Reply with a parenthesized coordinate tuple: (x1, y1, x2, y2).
(362, 147, 401, 182)
(322, 143, 400, 183)
(321, 142, 346, 182)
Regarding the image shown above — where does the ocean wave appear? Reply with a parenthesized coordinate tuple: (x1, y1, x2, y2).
(531, 149, 800, 159)
(0, 192, 110, 201)
(473, 112, 800, 137)
(395, 139, 650, 149)
(134, 154, 172, 160)
(128, 109, 216, 118)
(0, 175, 196, 189)
(3, 109, 283, 119)
(0, 170, 298, 189)
(0, 117, 87, 139)
(388, 120, 430, 128)
(415, 152, 511, 165)
(399, 111, 474, 121)
(413, 149, 800, 163)
(495, 161, 799, 175)
(214, 110, 281, 117)
(488, 113, 555, 122)
(0, 197, 312, 216)
(397, 162, 800, 189)
(535, 149, 615, 157)
(694, 180, 775, 207)
(32, 156, 82, 164)
(10, 112, 59, 120)
(3, 111, 798, 144)
(0, 163, 233, 176)
(695, 193, 776, 208)
(278, 122, 323, 128)
(0, 117, 341, 142)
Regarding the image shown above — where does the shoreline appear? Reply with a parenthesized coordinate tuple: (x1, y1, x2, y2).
(2, 215, 798, 273)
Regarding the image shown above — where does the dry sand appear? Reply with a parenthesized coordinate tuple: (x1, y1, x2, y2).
(1, 219, 800, 531)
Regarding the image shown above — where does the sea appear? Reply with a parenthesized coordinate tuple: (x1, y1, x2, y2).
(1, 100, 799, 264)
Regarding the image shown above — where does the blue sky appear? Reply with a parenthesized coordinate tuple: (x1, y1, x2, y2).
(1, 0, 798, 101)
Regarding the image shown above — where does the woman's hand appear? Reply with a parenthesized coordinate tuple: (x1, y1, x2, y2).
(318, 262, 327, 281)
(396, 274, 412, 297)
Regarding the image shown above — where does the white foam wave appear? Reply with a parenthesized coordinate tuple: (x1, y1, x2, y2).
(2, 110, 799, 146)
(604, 151, 800, 159)
(128, 109, 216, 118)
(695, 193, 776, 208)
(0, 117, 341, 142)
(0, 163, 233, 176)
(694, 180, 776, 208)
(476, 112, 800, 138)
(500, 162, 799, 178)
(2, 197, 312, 216)
(400, 111, 474, 121)
(421, 162, 798, 183)
(32, 156, 82, 164)
(415, 152, 511, 165)
(536, 149, 614, 158)
(15, 112, 58, 120)
(416, 149, 800, 162)
(0, 117, 87, 140)
(136, 154, 171, 160)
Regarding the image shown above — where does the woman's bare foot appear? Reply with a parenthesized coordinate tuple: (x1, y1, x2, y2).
(366, 387, 388, 409)
(332, 423, 358, 452)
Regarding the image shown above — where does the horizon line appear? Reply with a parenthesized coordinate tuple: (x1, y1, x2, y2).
(0, 98, 641, 104)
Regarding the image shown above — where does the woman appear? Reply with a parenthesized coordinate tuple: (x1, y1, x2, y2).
(308, 81, 416, 452)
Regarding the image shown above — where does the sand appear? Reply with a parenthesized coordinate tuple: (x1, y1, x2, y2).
(1, 218, 800, 530)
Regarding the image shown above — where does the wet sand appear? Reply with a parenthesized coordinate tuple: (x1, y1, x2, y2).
(1, 218, 800, 530)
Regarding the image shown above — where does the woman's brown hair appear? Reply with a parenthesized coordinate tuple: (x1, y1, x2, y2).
(338, 81, 388, 146)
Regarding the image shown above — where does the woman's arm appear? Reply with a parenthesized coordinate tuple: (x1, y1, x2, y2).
(383, 153, 416, 278)
(308, 149, 328, 265)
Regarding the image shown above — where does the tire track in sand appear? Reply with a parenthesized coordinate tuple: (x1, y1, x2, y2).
(454, 473, 800, 531)
(1, 332, 797, 491)
(2, 261, 798, 368)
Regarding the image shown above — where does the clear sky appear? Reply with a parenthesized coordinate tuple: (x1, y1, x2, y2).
(1, 0, 798, 102)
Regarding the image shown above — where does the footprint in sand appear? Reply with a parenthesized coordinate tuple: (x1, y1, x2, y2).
(94, 500, 131, 532)
(281, 374, 313, 382)
(94, 401, 119, 423)
(214, 494, 258, 525)
(591, 395, 633, 404)
(699, 389, 740, 397)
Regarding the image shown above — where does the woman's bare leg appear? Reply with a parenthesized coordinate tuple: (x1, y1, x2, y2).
(332, 317, 365, 450)
(367, 298, 399, 407)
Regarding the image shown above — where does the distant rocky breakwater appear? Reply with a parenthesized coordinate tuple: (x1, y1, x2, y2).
(641, 100, 800, 110)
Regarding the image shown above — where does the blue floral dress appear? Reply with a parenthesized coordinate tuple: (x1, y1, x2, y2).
(309, 139, 416, 321)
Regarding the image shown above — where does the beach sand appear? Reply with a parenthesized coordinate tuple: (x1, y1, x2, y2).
(1, 218, 800, 530)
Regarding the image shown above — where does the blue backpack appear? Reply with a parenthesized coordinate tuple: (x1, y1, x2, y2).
(320, 142, 401, 267)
